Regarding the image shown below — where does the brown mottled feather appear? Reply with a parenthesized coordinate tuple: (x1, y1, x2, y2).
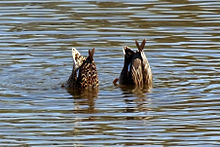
(77, 58, 99, 89)
(65, 48, 99, 90)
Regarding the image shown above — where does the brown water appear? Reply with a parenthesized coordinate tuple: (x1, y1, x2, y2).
(0, 0, 220, 146)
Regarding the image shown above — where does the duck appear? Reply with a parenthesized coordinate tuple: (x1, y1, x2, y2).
(113, 39, 152, 90)
(63, 48, 99, 90)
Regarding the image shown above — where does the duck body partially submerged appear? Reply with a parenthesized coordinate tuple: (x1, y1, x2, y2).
(64, 48, 99, 90)
(115, 39, 152, 90)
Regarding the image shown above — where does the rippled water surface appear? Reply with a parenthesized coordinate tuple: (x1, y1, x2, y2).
(0, 0, 220, 146)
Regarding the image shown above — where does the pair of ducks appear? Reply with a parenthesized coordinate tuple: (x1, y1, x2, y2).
(64, 39, 152, 91)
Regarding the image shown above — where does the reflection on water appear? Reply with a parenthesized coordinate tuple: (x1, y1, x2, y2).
(67, 88, 99, 114)
(0, 0, 220, 146)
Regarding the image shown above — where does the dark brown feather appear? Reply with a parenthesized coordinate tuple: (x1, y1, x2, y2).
(77, 57, 99, 89)
(135, 40, 141, 51)
(140, 39, 146, 51)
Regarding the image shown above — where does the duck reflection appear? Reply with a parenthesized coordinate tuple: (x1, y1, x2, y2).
(119, 86, 152, 121)
(118, 84, 150, 98)
(67, 88, 98, 145)
(67, 88, 99, 114)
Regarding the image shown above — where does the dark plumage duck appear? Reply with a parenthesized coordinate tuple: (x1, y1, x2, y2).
(114, 39, 152, 90)
(64, 48, 99, 90)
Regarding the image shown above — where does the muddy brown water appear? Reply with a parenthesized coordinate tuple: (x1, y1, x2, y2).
(0, 0, 220, 146)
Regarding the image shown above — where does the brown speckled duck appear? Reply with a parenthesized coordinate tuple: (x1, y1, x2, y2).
(64, 48, 99, 90)
(114, 39, 152, 90)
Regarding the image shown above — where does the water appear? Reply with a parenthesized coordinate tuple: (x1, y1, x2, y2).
(0, 0, 220, 146)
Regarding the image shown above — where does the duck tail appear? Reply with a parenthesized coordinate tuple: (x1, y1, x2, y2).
(135, 39, 146, 52)
(88, 48, 95, 60)
(140, 39, 146, 51)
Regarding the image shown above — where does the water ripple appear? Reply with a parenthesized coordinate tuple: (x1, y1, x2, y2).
(0, 0, 220, 146)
